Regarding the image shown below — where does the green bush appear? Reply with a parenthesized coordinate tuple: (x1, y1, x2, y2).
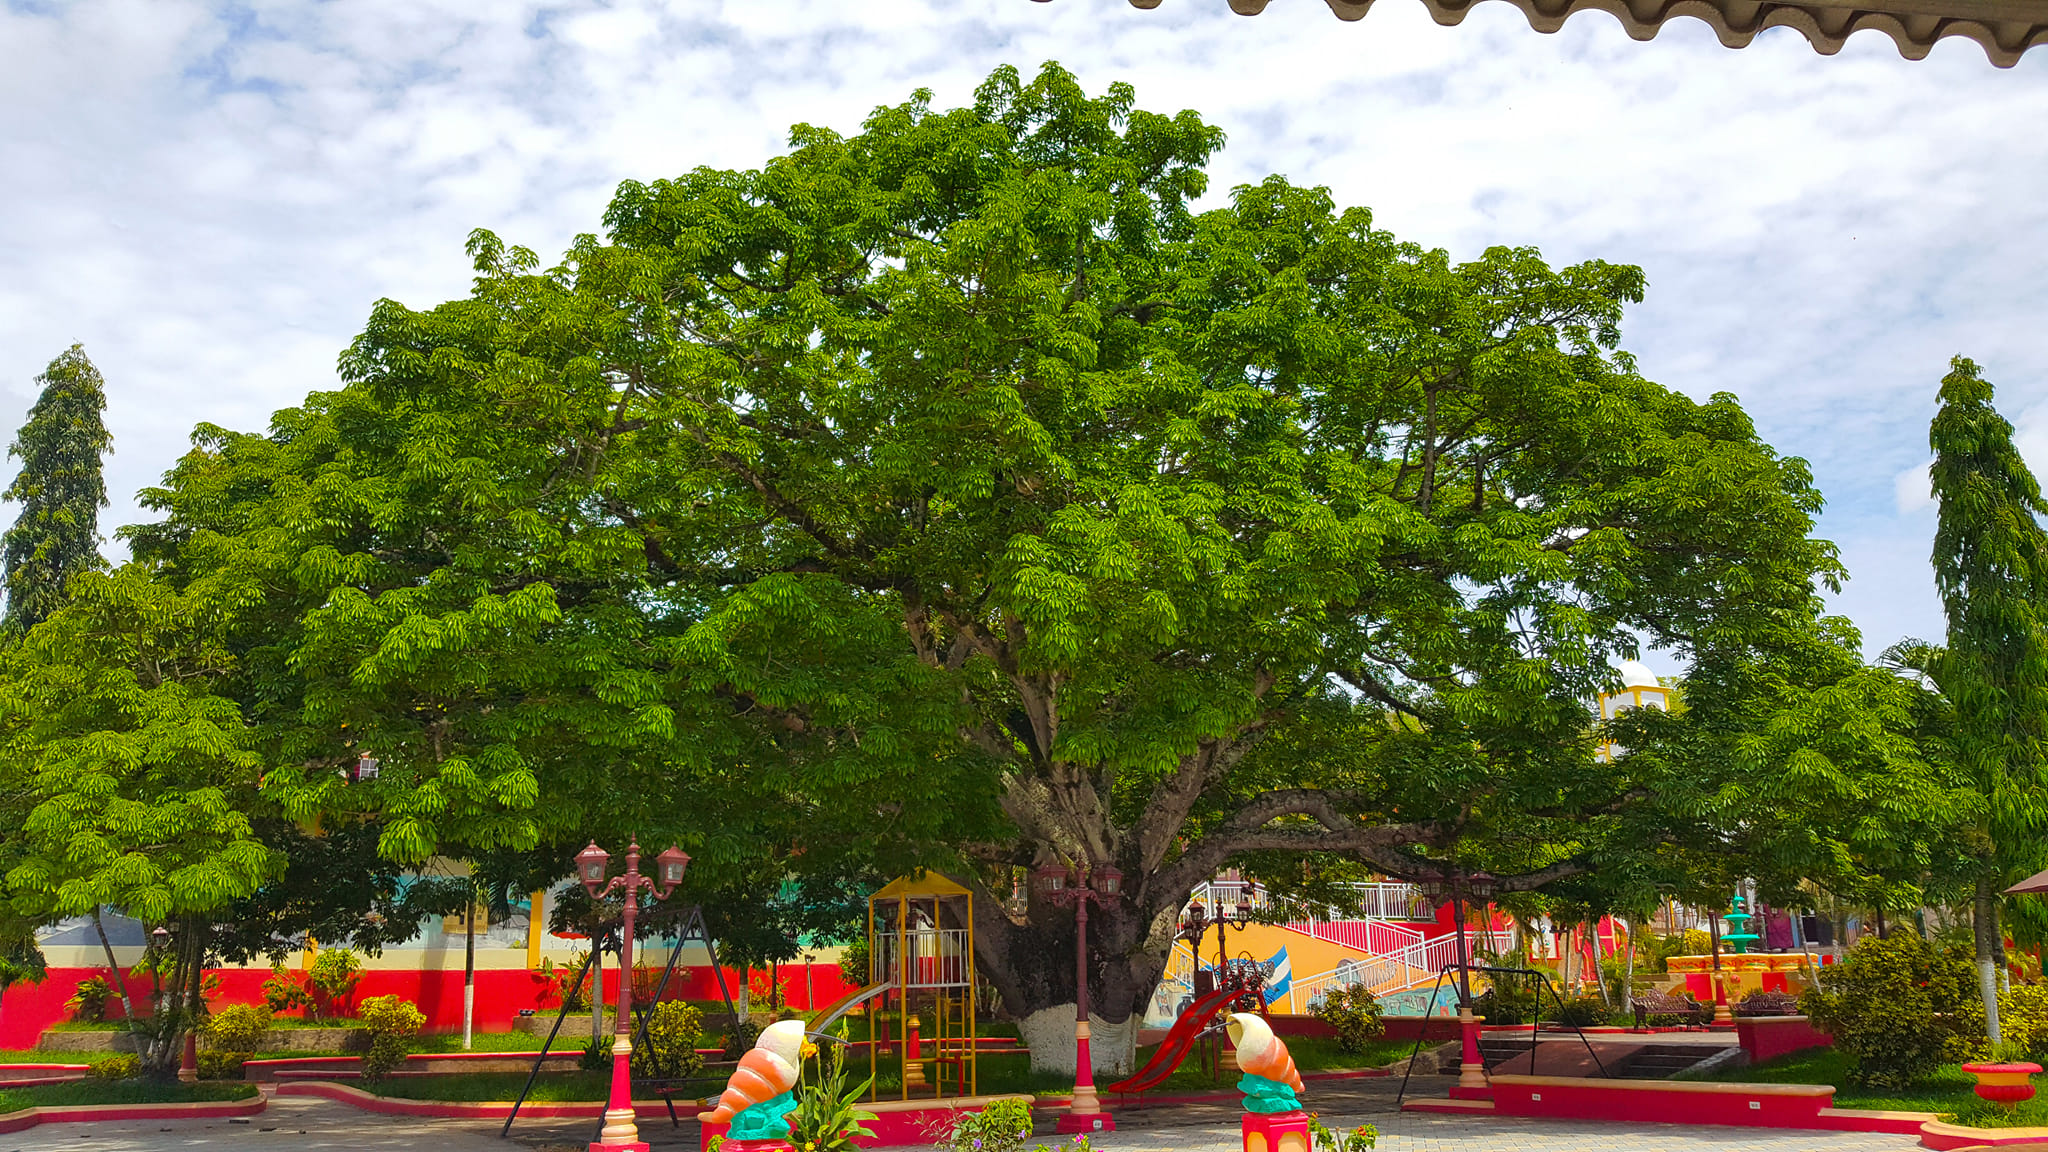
(1310, 985, 1385, 1053)
(261, 962, 315, 1016)
(721, 1016, 762, 1061)
(358, 994, 425, 1080)
(631, 1000, 706, 1080)
(580, 1036, 611, 1071)
(65, 976, 113, 1023)
(89, 1053, 140, 1080)
(1473, 981, 1540, 1026)
(948, 1097, 1033, 1152)
(1800, 932, 1983, 1090)
(1545, 994, 1608, 1029)
(838, 939, 871, 989)
(196, 1050, 248, 1081)
(204, 1003, 274, 1052)
(1999, 984, 2048, 1061)
(308, 949, 364, 1017)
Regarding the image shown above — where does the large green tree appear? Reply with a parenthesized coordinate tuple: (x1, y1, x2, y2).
(1926, 355, 2048, 1044)
(117, 65, 1852, 1054)
(0, 566, 275, 1076)
(3, 344, 111, 633)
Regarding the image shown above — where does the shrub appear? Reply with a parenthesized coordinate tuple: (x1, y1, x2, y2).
(1473, 981, 1540, 1026)
(1800, 932, 1983, 1090)
(65, 975, 112, 1023)
(631, 1000, 706, 1080)
(839, 938, 871, 989)
(262, 962, 314, 1016)
(722, 1016, 763, 1061)
(1310, 985, 1385, 1053)
(1545, 994, 1608, 1029)
(204, 1003, 274, 1052)
(308, 949, 364, 1017)
(197, 1050, 247, 1081)
(947, 1097, 1033, 1152)
(358, 994, 425, 1080)
(536, 953, 591, 1012)
(1999, 984, 2048, 1061)
(581, 1036, 611, 1071)
(88, 1053, 139, 1080)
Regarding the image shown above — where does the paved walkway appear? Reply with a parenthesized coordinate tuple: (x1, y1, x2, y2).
(10, 1091, 1928, 1152)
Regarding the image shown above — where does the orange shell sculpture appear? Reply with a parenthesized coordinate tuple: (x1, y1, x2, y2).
(1227, 1012, 1304, 1092)
(705, 1021, 804, 1123)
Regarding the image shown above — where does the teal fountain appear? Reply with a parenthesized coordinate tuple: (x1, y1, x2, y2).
(1722, 896, 1762, 954)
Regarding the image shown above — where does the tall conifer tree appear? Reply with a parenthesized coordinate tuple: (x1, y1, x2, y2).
(1928, 354, 2048, 1044)
(2, 344, 111, 633)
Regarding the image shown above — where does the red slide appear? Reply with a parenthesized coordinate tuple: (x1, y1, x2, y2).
(1106, 987, 1240, 1095)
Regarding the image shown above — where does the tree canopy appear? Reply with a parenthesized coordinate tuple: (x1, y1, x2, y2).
(3, 343, 111, 633)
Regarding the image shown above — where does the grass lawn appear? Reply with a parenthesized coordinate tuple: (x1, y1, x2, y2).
(1704, 1046, 2048, 1128)
(0, 1080, 257, 1113)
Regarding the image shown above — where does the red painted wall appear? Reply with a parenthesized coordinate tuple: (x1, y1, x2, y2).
(0, 962, 854, 1049)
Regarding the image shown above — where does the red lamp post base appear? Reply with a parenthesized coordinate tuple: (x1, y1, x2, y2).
(1057, 1110, 1116, 1134)
(589, 1142, 650, 1152)
(1241, 1110, 1309, 1152)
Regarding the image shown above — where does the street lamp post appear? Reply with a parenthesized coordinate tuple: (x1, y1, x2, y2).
(1035, 862, 1122, 1135)
(1423, 867, 1497, 1099)
(576, 838, 691, 1152)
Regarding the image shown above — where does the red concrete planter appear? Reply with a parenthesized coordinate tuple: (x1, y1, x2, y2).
(1962, 1061, 2041, 1105)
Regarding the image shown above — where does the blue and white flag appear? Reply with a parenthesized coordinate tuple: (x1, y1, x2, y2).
(1263, 946, 1292, 1006)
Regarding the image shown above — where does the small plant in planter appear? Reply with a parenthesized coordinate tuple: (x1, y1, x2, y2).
(1963, 1042, 2041, 1108)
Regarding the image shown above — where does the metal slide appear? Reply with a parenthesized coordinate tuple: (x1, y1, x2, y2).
(808, 980, 897, 1035)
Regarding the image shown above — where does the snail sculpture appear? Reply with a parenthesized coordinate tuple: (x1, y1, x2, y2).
(704, 1019, 806, 1140)
(1226, 1012, 1305, 1114)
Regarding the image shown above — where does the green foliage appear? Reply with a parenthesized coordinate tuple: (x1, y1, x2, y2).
(630, 1000, 705, 1080)
(1307, 1115, 1377, 1152)
(1545, 994, 1609, 1029)
(946, 1097, 1034, 1152)
(196, 1051, 247, 1081)
(838, 938, 870, 990)
(1801, 933, 1984, 1089)
(1996, 985, 2048, 1061)
(88, 1053, 139, 1080)
(1309, 985, 1385, 1053)
(358, 994, 425, 1079)
(789, 1037, 876, 1152)
(261, 963, 315, 1016)
(3, 343, 111, 634)
(203, 1003, 273, 1052)
(580, 1037, 610, 1072)
(307, 948, 363, 1017)
(722, 1017, 762, 1061)
(65, 976, 112, 1023)
(1472, 981, 1540, 1027)
(0, 567, 276, 927)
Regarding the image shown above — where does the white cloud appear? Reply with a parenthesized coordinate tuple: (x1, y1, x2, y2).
(1, 0, 2045, 656)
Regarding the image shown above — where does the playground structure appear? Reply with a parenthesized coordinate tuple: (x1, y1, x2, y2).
(801, 872, 981, 1101)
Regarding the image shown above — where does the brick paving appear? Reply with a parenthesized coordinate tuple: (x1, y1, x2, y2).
(9, 1090, 1927, 1152)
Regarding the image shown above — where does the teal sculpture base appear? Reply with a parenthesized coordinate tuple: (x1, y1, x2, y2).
(1238, 1072, 1301, 1114)
(726, 1090, 797, 1141)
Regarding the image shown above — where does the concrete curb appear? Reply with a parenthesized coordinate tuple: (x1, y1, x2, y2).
(0, 1093, 265, 1133)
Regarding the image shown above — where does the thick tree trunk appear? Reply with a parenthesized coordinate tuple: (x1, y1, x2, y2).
(1975, 874, 2004, 1046)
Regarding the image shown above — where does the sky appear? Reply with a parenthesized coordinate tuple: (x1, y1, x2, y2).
(3, 0, 2045, 660)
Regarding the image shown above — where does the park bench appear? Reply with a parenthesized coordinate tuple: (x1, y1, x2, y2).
(1631, 989, 1708, 1028)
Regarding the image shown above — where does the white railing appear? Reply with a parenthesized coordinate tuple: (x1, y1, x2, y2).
(871, 927, 973, 988)
(1188, 880, 1429, 923)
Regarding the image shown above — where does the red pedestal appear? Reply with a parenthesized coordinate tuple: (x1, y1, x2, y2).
(1057, 1109, 1116, 1134)
(1241, 1110, 1310, 1152)
(719, 1140, 788, 1152)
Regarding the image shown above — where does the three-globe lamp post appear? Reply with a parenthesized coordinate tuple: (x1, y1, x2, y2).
(1035, 861, 1122, 1134)
(576, 838, 690, 1152)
